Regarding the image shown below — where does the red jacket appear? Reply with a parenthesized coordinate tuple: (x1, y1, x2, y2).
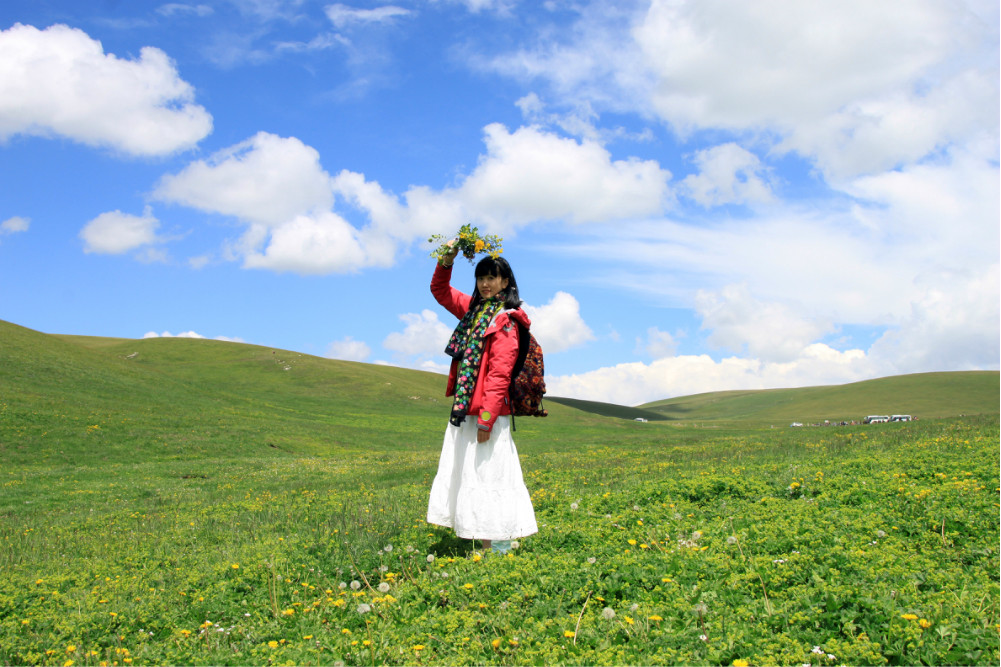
(431, 262, 531, 432)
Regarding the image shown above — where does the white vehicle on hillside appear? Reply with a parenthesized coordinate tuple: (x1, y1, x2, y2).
(864, 415, 890, 424)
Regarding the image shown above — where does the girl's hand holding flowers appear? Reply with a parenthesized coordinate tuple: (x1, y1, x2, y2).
(429, 224, 503, 265)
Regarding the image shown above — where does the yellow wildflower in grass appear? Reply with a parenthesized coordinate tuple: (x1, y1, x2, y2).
(627, 539, 637, 546)
(901, 613, 918, 621)
(464, 583, 474, 590)
(919, 618, 932, 628)
(564, 630, 575, 638)
(624, 616, 635, 625)
(268, 641, 279, 649)
(303, 635, 313, 640)
(66, 645, 76, 653)
(231, 563, 239, 569)
(282, 608, 295, 616)
(413, 645, 425, 651)
(648, 615, 663, 621)
(362, 640, 372, 647)
(491, 638, 502, 649)
(733, 660, 750, 667)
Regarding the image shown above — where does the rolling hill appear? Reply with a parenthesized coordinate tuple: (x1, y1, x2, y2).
(1, 320, 996, 445)
(639, 371, 999, 424)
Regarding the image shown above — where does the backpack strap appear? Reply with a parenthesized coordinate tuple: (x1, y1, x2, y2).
(507, 319, 530, 433)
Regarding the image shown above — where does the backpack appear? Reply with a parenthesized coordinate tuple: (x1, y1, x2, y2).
(508, 322, 548, 423)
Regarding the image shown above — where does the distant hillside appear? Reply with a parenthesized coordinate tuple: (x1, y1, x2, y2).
(639, 371, 999, 424)
(545, 396, 668, 421)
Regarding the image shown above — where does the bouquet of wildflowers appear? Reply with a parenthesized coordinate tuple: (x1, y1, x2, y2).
(428, 224, 503, 263)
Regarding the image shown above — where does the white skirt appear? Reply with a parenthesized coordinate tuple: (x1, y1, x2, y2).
(427, 416, 538, 541)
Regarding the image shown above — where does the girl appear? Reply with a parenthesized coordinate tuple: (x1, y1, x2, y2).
(426, 243, 538, 553)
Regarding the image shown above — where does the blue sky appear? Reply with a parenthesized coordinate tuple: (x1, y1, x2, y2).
(1, 0, 998, 405)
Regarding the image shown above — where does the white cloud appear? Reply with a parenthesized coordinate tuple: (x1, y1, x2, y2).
(80, 207, 163, 255)
(695, 285, 832, 363)
(483, 0, 997, 180)
(681, 143, 774, 207)
(142, 330, 245, 343)
(241, 211, 371, 274)
(154, 124, 677, 275)
(1, 216, 30, 236)
(548, 345, 871, 406)
(325, 4, 412, 28)
(868, 265, 1000, 373)
(155, 132, 334, 226)
(143, 330, 205, 339)
(156, 4, 214, 18)
(634, 0, 998, 179)
(457, 123, 672, 227)
(523, 291, 595, 353)
(383, 309, 453, 362)
(0, 23, 212, 156)
(326, 336, 371, 362)
(638, 326, 677, 359)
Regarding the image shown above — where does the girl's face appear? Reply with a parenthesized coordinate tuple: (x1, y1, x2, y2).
(477, 273, 509, 300)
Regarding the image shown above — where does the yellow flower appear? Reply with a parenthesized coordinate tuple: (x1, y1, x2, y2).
(919, 618, 932, 628)
(464, 583, 474, 589)
(303, 635, 313, 640)
(413, 645, 425, 651)
(231, 564, 239, 569)
(733, 660, 749, 667)
(648, 615, 663, 621)
(627, 539, 637, 546)
(268, 641, 279, 649)
(475, 239, 485, 253)
(563, 630, 575, 638)
(491, 638, 502, 649)
(282, 608, 295, 616)
(624, 616, 635, 625)
(362, 640, 372, 647)
(66, 646, 76, 653)
(901, 613, 918, 621)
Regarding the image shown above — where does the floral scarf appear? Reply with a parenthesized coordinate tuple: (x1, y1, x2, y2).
(444, 298, 502, 427)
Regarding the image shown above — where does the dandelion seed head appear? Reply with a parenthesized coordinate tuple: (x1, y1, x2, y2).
(384, 544, 393, 552)
(356, 603, 371, 614)
(570, 502, 579, 511)
(350, 580, 361, 590)
(727, 535, 738, 545)
(377, 582, 391, 593)
(602, 607, 616, 620)
(426, 554, 435, 563)
(587, 557, 597, 564)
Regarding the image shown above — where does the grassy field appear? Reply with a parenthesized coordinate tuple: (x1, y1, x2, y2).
(1, 320, 998, 666)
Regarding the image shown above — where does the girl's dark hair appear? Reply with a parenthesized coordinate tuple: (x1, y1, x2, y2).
(470, 255, 523, 310)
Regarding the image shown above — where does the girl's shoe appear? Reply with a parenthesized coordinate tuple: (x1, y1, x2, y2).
(491, 540, 512, 554)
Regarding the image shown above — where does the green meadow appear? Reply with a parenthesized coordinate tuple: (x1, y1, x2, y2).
(1, 319, 998, 666)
